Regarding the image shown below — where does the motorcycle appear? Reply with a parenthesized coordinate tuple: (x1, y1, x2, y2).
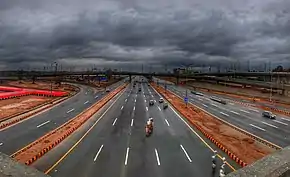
(145, 125, 153, 137)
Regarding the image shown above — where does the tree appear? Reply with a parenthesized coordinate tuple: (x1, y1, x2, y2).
(272, 65, 284, 72)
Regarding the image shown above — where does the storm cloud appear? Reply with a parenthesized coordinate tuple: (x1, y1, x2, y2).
(0, 0, 290, 71)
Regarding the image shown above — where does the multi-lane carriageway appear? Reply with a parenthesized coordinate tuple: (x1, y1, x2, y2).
(2, 76, 289, 177)
(0, 82, 124, 154)
(9, 77, 236, 177)
(155, 78, 290, 147)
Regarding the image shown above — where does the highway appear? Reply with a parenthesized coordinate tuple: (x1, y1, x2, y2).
(154, 78, 290, 147)
(0, 81, 125, 155)
(33, 77, 236, 177)
(194, 90, 290, 112)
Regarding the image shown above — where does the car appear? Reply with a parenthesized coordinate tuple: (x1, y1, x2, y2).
(262, 111, 276, 119)
(149, 100, 154, 106)
(163, 102, 168, 109)
(159, 98, 164, 103)
(138, 88, 141, 92)
(106, 88, 110, 92)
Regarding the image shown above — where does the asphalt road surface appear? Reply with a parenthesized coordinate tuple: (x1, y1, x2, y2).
(0, 81, 125, 155)
(154, 78, 290, 147)
(36, 77, 236, 177)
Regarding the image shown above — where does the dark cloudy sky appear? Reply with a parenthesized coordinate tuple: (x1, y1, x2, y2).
(0, 0, 290, 71)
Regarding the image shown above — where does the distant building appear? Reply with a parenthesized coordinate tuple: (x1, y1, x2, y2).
(173, 68, 186, 74)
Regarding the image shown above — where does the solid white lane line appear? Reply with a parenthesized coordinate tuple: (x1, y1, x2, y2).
(165, 119, 170, 126)
(155, 148, 161, 166)
(230, 111, 240, 115)
(180, 145, 192, 162)
(220, 112, 229, 117)
(125, 99, 127, 102)
(125, 148, 130, 165)
(37, 120, 50, 128)
(121, 106, 124, 110)
(0, 142, 3, 146)
(250, 124, 266, 131)
(240, 109, 250, 113)
(66, 108, 75, 114)
(281, 118, 290, 122)
(133, 106, 135, 111)
(146, 107, 148, 111)
(84, 101, 89, 105)
(202, 104, 208, 108)
(131, 119, 134, 126)
(262, 122, 278, 129)
(112, 118, 118, 126)
(273, 120, 288, 126)
(93, 145, 104, 161)
(158, 107, 161, 111)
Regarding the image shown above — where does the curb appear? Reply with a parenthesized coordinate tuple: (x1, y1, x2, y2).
(12, 83, 127, 165)
(153, 85, 281, 167)
(0, 85, 80, 130)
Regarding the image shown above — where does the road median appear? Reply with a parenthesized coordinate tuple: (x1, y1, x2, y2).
(152, 83, 276, 167)
(11, 83, 127, 165)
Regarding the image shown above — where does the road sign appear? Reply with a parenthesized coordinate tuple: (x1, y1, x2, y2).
(184, 97, 188, 102)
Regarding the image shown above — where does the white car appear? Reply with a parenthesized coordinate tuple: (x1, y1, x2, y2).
(159, 98, 164, 103)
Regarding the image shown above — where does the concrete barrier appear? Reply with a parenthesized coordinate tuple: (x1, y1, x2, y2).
(226, 146, 290, 177)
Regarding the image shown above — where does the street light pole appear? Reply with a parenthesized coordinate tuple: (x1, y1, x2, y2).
(269, 62, 272, 102)
(186, 89, 188, 107)
(50, 63, 53, 98)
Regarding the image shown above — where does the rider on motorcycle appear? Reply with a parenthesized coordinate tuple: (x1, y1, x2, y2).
(146, 117, 154, 131)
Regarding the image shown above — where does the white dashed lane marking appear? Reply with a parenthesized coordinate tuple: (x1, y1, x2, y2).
(281, 118, 290, 122)
(250, 124, 266, 131)
(202, 104, 208, 107)
(93, 145, 104, 162)
(112, 118, 118, 126)
(155, 149, 161, 166)
(262, 122, 278, 129)
(273, 120, 288, 126)
(240, 109, 250, 114)
(230, 111, 240, 115)
(125, 148, 130, 165)
(165, 119, 170, 126)
(180, 145, 192, 162)
(220, 112, 229, 117)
